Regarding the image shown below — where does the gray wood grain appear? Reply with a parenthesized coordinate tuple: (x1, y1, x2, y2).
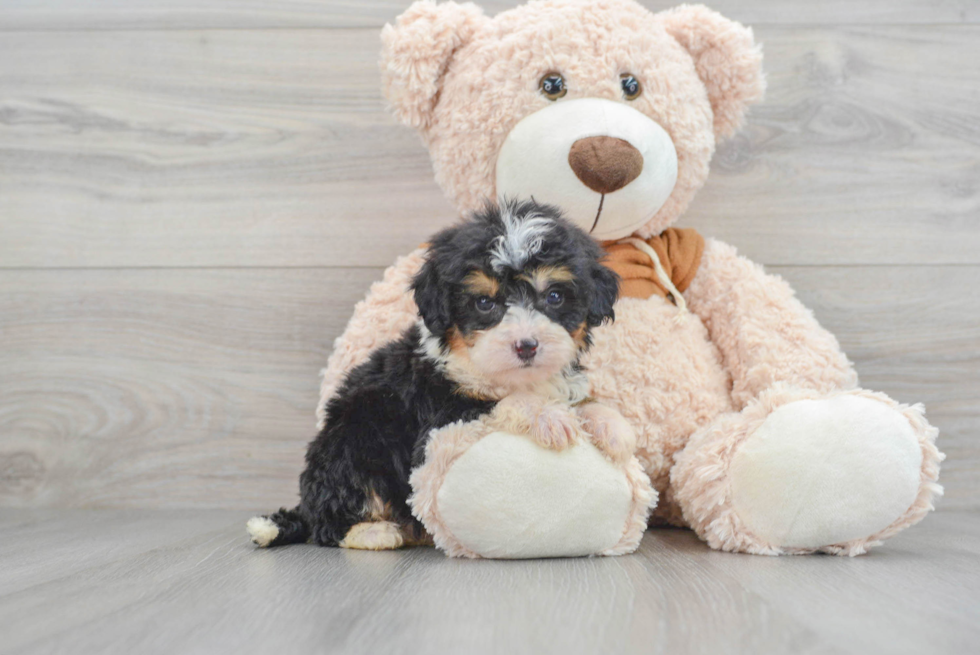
(1, 26, 978, 268)
(1, 266, 976, 510)
(0, 268, 379, 509)
(1, 508, 976, 655)
(0, 0, 976, 30)
(684, 26, 980, 266)
(654, 514, 980, 655)
(0, 508, 248, 595)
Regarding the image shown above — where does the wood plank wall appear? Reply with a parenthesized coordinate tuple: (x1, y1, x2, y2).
(1, 1, 977, 510)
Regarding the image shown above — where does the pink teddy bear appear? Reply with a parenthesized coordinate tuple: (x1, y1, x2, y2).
(318, 0, 943, 558)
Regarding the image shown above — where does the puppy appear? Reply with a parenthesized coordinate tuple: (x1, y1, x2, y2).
(247, 200, 626, 550)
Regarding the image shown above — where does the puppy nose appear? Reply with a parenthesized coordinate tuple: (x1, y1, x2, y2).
(514, 338, 539, 362)
(568, 136, 644, 194)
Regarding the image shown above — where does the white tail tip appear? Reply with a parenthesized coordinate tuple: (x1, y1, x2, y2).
(246, 516, 280, 547)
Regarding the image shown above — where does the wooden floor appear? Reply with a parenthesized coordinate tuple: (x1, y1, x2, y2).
(1, 509, 978, 655)
(1, 2, 978, 652)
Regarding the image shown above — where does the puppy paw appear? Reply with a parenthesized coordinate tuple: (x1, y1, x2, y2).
(577, 403, 636, 464)
(529, 404, 582, 451)
(339, 521, 405, 550)
(486, 393, 542, 434)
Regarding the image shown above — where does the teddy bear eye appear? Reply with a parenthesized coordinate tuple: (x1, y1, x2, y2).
(620, 73, 642, 100)
(539, 73, 567, 101)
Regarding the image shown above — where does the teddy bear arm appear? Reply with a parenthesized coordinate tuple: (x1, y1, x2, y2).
(683, 238, 857, 409)
(316, 249, 426, 429)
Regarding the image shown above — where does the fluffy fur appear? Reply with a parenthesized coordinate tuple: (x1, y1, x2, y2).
(489, 206, 552, 272)
(316, 0, 944, 557)
(380, 0, 764, 239)
(251, 201, 621, 549)
(670, 386, 943, 556)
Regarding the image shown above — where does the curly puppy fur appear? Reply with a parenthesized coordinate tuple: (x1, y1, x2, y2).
(249, 200, 619, 548)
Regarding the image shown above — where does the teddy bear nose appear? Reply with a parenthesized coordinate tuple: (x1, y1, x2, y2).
(567, 136, 644, 194)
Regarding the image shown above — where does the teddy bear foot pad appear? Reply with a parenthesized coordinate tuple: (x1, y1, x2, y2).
(410, 427, 656, 559)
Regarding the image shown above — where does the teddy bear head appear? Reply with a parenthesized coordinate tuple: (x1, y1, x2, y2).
(381, 0, 764, 240)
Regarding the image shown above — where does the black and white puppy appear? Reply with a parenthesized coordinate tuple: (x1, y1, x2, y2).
(247, 200, 620, 550)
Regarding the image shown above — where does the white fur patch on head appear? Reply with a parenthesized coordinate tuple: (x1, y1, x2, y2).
(246, 516, 279, 548)
(489, 207, 553, 272)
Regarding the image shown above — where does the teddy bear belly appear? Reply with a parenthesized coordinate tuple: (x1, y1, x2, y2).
(581, 296, 735, 525)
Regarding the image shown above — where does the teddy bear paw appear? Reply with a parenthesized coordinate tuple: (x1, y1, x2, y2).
(728, 393, 928, 550)
(577, 403, 636, 464)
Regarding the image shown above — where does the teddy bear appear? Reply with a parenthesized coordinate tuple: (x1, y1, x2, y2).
(317, 0, 943, 558)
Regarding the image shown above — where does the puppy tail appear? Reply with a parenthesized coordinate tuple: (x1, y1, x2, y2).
(246, 507, 309, 548)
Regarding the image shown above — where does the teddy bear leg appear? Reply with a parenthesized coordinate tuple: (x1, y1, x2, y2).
(409, 419, 655, 559)
(671, 388, 943, 556)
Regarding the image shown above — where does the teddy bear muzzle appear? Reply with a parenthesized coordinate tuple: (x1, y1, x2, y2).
(495, 98, 679, 242)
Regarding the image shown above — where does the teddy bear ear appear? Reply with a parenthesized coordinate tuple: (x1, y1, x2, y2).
(660, 4, 766, 141)
(380, 1, 488, 131)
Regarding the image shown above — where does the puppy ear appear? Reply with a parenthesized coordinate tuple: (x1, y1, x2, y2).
(380, 1, 488, 131)
(411, 256, 453, 337)
(587, 263, 620, 328)
(660, 4, 765, 141)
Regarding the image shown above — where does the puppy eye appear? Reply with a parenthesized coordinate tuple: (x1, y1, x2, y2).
(546, 290, 564, 306)
(540, 73, 567, 101)
(475, 296, 496, 312)
(620, 73, 642, 100)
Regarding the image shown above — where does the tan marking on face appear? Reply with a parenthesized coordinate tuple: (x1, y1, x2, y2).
(462, 270, 500, 297)
(571, 321, 589, 350)
(518, 265, 575, 292)
(444, 327, 499, 400)
(447, 326, 477, 352)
